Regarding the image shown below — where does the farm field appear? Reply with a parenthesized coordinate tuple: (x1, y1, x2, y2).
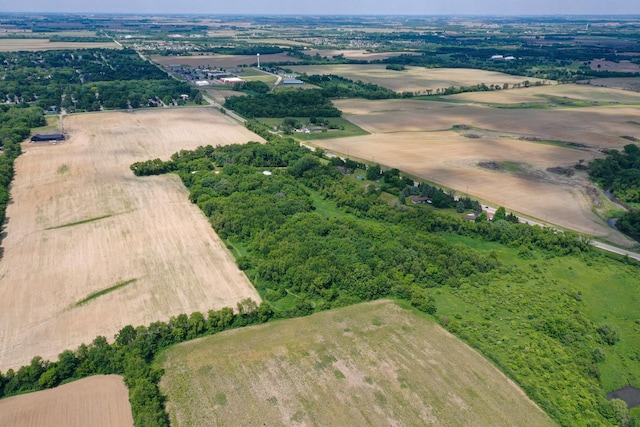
(444, 82, 640, 105)
(151, 53, 300, 68)
(0, 108, 262, 371)
(159, 300, 555, 427)
(0, 375, 133, 427)
(326, 98, 640, 244)
(587, 77, 640, 92)
(0, 39, 120, 51)
(290, 64, 547, 93)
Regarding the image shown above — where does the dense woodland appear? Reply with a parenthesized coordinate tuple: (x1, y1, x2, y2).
(0, 49, 199, 111)
(224, 89, 341, 118)
(132, 139, 629, 427)
(301, 74, 405, 99)
(588, 143, 640, 241)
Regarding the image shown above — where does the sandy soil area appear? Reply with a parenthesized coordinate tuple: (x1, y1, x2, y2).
(327, 99, 639, 245)
(0, 375, 133, 427)
(0, 108, 262, 371)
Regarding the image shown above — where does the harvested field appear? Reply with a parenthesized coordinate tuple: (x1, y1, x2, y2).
(290, 64, 546, 93)
(587, 77, 640, 92)
(445, 83, 640, 105)
(0, 108, 262, 371)
(0, 39, 119, 52)
(159, 300, 555, 427)
(590, 59, 640, 73)
(0, 375, 133, 427)
(151, 53, 300, 68)
(327, 98, 640, 244)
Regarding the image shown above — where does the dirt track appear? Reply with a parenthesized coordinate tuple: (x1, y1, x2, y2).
(0, 108, 262, 371)
(0, 375, 133, 427)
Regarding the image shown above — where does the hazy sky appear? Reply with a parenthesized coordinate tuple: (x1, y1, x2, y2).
(2, 0, 639, 16)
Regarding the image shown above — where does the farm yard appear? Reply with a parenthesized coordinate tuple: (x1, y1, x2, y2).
(0, 375, 133, 427)
(324, 98, 640, 244)
(0, 108, 262, 371)
(290, 64, 547, 93)
(159, 300, 555, 427)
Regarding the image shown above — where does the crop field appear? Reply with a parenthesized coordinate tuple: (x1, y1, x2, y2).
(0, 39, 120, 52)
(0, 375, 133, 427)
(322, 98, 640, 244)
(588, 77, 640, 92)
(151, 53, 300, 68)
(0, 108, 262, 371)
(444, 82, 640, 105)
(290, 64, 546, 93)
(159, 300, 555, 427)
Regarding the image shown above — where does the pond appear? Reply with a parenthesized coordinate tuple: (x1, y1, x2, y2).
(607, 386, 640, 409)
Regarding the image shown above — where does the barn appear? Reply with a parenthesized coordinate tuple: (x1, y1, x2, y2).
(30, 134, 65, 142)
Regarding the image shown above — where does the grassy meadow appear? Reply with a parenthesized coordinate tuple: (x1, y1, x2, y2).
(158, 300, 555, 427)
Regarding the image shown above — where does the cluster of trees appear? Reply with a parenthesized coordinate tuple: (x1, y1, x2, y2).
(0, 105, 46, 227)
(0, 300, 275, 426)
(588, 143, 640, 241)
(224, 89, 341, 118)
(301, 74, 407, 99)
(0, 49, 198, 111)
(232, 80, 270, 94)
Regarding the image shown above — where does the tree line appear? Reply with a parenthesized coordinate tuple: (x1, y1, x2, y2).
(588, 143, 640, 242)
(223, 89, 341, 119)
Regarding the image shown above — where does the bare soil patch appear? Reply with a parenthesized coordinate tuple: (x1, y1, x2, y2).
(590, 59, 640, 73)
(291, 64, 546, 93)
(151, 53, 300, 68)
(586, 77, 640, 92)
(0, 375, 133, 427)
(0, 108, 262, 371)
(160, 300, 555, 427)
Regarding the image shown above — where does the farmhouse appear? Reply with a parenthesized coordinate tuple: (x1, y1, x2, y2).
(30, 133, 65, 142)
(220, 77, 245, 85)
(411, 197, 432, 204)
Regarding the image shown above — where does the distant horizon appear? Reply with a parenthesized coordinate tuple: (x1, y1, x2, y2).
(1, 0, 638, 17)
(2, 12, 640, 17)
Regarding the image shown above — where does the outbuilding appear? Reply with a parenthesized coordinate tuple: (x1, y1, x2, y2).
(30, 133, 65, 142)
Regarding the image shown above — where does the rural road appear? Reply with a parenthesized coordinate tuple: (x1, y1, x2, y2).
(202, 94, 247, 123)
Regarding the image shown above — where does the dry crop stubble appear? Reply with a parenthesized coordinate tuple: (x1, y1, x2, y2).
(0, 375, 133, 427)
(0, 108, 262, 371)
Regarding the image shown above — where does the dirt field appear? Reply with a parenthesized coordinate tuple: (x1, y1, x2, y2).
(0, 108, 262, 371)
(587, 77, 640, 92)
(326, 98, 640, 244)
(159, 300, 555, 427)
(0, 39, 120, 52)
(290, 64, 546, 93)
(151, 53, 300, 68)
(0, 375, 133, 427)
(590, 59, 640, 73)
(445, 82, 640, 105)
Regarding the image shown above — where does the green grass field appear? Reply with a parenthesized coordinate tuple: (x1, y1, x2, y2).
(256, 116, 369, 140)
(158, 300, 555, 427)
